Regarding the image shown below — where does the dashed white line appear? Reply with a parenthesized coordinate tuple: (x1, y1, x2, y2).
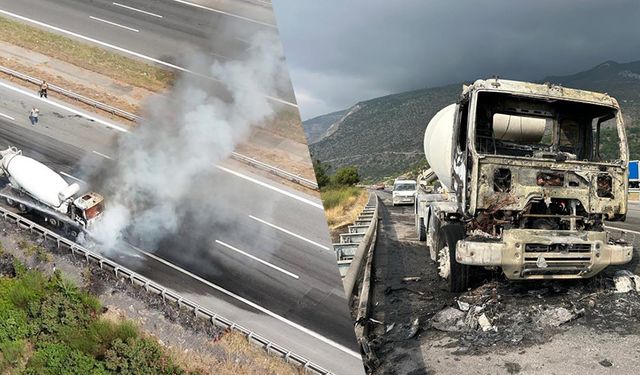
(127, 244, 361, 359)
(215, 239, 299, 279)
(171, 0, 276, 28)
(0, 80, 129, 133)
(249, 215, 331, 251)
(216, 165, 323, 210)
(0, 9, 297, 109)
(89, 15, 140, 32)
(0, 9, 187, 73)
(60, 171, 86, 184)
(92, 150, 113, 160)
(112, 2, 163, 18)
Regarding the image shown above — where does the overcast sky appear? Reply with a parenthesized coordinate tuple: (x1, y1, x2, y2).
(273, 0, 640, 120)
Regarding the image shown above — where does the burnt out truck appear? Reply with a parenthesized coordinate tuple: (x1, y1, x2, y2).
(419, 78, 633, 292)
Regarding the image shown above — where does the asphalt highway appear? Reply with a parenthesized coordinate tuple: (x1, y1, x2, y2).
(0, 0, 296, 105)
(0, 81, 364, 374)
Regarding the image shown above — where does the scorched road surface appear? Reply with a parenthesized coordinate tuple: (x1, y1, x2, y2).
(365, 189, 640, 375)
(0, 83, 363, 374)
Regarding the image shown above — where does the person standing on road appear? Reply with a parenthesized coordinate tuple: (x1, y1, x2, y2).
(29, 107, 39, 125)
(39, 81, 48, 98)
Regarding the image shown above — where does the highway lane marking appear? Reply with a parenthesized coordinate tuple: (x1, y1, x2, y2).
(249, 215, 331, 251)
(89, 16, 140, 32)
(170, 0, 276, 28)
(215, 239, 299, 279)
(0, 9, 187, 73)
(60, 171, 86, 184)
(0, 80, 129, 133)
(128, 244, 361, 359)
(112, 2, 163, 18)
(0, 9, 297, 109)
(216, 165, 324, 210)
(92, 150, 114, 160)
(0, 112, 15, 121)
(605, 225, 640, 235)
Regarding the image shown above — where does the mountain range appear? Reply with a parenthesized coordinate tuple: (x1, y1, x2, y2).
(304, 60, 640, 181)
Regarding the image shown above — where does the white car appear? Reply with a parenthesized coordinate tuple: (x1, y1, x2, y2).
(392, 179, 417, 206)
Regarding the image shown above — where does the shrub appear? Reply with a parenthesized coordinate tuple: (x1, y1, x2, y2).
(25, 342, 108, 375)
(0, 340, 26, 372)
(331, 166, 360, 186)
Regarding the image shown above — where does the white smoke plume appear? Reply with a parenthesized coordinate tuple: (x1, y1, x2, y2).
(90, 32, 289, 251)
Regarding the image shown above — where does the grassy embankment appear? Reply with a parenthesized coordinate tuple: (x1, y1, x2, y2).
(321, 186, 368, 230)
(0, 257, 196, 374)
(0, 16, 173, 92)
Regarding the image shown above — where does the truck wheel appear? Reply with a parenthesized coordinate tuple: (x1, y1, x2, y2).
(417, 217, 426, 241)
(48, 217, 60, 228)
(4, 197, 16, 207)
(437, 224, 470, 292)
(17, 203, 30, 213)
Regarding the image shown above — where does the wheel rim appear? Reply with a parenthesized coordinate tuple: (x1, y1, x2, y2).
(438, 246, 450, 279)
(18, 203, 27, 212)
(5, 198, 15, 206)
(50, 218, 58, 227)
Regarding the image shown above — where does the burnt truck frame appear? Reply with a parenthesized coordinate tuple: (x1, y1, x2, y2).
(425, 78, 633, 292)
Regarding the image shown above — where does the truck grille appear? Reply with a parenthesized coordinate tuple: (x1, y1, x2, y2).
(522, 243, 592, 276)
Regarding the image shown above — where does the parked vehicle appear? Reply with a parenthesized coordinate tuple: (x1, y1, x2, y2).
(392, 179, 417, 206)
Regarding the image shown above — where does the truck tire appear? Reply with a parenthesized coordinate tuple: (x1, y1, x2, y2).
(437, 224, 469, 292)
(4, 197, 16, 207)
(416, 217, 426, 241)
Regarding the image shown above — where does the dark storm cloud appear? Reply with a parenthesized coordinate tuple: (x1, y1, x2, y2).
(273, 0, 640, 119)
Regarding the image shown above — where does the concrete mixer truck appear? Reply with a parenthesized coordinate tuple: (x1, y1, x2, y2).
(0, 146, 104, 238)
(417, 78, 633, 292)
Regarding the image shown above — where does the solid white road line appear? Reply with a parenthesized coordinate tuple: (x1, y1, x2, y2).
(171, 0, 276, 28)
(112, 2, 163, 18)
(0, 9, 187, 73)
(128, 244, 361, 359)
(215, 239, 299, 279)
(0, 8, 297, 109)
(605, 224, 640, 235)
(216, 165, 324, 210)
(60, 171, 86, 184)
(249, 215, 331, 251)
(89, 16, 140, 32)
(0, 81, 129, 133)
(0, 112, 15, 120)
(92, 150, 114, 160)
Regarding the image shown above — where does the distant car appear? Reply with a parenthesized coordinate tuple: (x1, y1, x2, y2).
(392, 179, 417, 206)
(374, 183, 386, 190)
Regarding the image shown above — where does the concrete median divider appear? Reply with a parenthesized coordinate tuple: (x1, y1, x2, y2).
(0, 205, 334, 375)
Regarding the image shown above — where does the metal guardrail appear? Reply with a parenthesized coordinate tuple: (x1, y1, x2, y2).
(339, 193, 379, 299)
(0, 206, 332, 375)
(230, 152, 319, 190)
(0, 64, 319, 191)
(0, 65, 140, 122)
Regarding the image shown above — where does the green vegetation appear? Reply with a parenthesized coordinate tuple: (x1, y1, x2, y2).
(320, 186, 362, 210)
(0, 16, 174, 91)
(307, 60, 640, 181)
(0, 261, 198, 374)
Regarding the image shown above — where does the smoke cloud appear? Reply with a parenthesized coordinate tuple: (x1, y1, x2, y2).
(89, 32, 288, 252)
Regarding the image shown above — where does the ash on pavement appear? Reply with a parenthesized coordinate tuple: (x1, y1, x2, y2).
(366, 191, 640, 374)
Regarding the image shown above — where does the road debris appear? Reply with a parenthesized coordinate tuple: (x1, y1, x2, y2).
(406, 318, 420, 339)
(431, 307, 466, 332)
(614, 270, 640, 293)
(477, 313, 495, 332)
(402, 276, 421, 282)
(599, 359, 613, 367)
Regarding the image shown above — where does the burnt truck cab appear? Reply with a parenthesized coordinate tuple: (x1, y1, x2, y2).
(71, 192, 104, 230)
(431, 78, 632, 290)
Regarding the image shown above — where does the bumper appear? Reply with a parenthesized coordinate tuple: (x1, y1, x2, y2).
(456, 229, 633, 279)
(392, 196, 415, 205)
